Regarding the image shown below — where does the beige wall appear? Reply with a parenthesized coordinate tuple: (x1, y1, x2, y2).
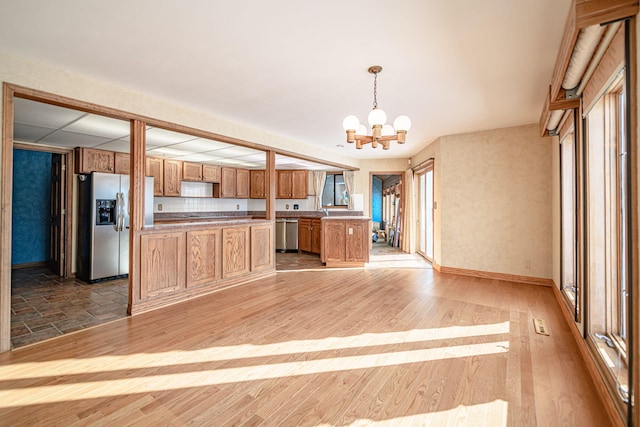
(413, 124, 553, 279)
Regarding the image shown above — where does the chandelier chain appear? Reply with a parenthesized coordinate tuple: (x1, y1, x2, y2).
(373, 71, 378, 109)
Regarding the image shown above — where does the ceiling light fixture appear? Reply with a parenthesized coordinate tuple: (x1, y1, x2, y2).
(342, 66, 411, 150)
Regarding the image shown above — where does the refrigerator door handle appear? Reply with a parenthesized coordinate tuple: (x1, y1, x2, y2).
(113, 193, 120, 232)
(115, 192, 124, 232)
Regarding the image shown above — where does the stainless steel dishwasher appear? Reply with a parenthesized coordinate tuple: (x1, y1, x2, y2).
(275, 218, 298, 252)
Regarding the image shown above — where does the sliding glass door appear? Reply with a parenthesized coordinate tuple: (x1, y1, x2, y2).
(416, 161, 434, 261)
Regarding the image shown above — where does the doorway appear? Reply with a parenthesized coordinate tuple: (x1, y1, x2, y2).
(370, 173, 402, 249)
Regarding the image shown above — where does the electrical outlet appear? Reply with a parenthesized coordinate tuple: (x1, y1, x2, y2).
(157, 203, 163, 211)
(236, 204, 240, 210)
(286, 204, 290, 210)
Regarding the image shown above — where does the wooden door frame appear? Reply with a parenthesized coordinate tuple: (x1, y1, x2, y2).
(13, 142, 73, 278)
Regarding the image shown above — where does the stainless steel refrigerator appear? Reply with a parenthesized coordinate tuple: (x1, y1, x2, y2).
(77, 172, 154, 283)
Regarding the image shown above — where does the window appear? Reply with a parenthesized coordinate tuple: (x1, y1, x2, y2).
(560, 125, 578, 319)
(585, 74, 629, 406)
(322, 173, 348, 207)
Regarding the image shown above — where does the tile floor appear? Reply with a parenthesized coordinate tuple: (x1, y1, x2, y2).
(10, 267, 128, 349)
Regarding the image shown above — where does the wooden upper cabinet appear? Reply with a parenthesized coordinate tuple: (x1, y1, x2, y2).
(114, 152, 130, 175)
(146, 157, 164, 196)
(250, 170, 266, 199)
(220, 167, 237, 198)
(202, 164, 221, 183)
(75, 147, 115, 174)
(292, 170, 308, 198)
(182, 162, 203, 181)
(276, 170, 308, 199)
(164, 159, 182, 197)
(276, 170, 293, 198)
(236, 168, 250, 199)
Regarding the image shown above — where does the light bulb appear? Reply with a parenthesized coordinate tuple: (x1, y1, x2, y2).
(382, 124, 395, 136)
(393, 115, 412, 131)
(342, 115, 360, 131)
(356, 124, 368, 135)
(368, 108, 387, 127)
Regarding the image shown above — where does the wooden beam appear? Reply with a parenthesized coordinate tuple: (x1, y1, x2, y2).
(266, 150, 276, 221)
(549, 88, 582, 110)
(0, 83, 14, 353)
(128, 119, 146, 315)
(576, 0, 639, 28)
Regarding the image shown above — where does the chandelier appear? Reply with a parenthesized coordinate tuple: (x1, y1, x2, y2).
(342, 65, 411, 150)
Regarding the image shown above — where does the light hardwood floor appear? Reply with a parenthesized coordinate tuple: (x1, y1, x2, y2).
(0, 268, 609, 426)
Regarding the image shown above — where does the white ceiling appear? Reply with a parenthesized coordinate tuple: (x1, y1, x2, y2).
(0, 0, 571, 162)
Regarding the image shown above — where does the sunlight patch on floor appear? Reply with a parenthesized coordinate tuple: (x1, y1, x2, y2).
(0, 341, 509, 407)
(333, 400, 509, 427)
(0, 322, 510, 380)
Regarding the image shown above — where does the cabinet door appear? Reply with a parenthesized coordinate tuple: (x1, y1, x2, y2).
(277, 170, 292, 198)
(298, 219, 312, 252)
(164, 159, 182, 197)
(222, 227, 250, 278)
(250, 170, 266, 199)
(202, 164, 221, 183)
(220, 167, 237, 198)
(291, 170, 308, 198)
(114, 152, 130, 175)
(187, 229, 221, 287)
(346, 220, 369, 262)
(311, 219, 322, 254)
(75, 147, 115, 174)
(140, 232, 186, 299)
(236, 168, 250, 198)
(251, 223, 274, 272)
(183, 162, 203, 181)
(322, 221, 346, 263)
(146, 157, 164, 196)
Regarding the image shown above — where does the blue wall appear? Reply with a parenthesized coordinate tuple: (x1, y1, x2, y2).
(372, 176, 382, 223)
(12, 149, 52, 265)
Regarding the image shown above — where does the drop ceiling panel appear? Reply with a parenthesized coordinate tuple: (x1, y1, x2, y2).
(171, 139, 233, 152)
(14, 98, 85, 129)
(40, 130, 114, 148)
(146, 127, 199, 146)
(146, 147, 194, 157)
(64, 115, 130, 139)
(13, 123, 55, 143)
(96, 139, 131, 153)
(208, 146, 261, 158)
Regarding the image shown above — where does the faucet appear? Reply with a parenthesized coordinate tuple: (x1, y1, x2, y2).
(322, 208, 329, 217)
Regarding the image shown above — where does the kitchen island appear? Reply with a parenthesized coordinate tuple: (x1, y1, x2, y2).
(129, 217, 274, 314)
(321, 216, 371, 268)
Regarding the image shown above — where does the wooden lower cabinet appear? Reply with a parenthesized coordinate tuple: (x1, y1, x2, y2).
(311, 219, 322, 254)
(134, 221, 275, 312)
(140, 232, 186, 299)
(222, 227, 250, 278)
(321, 217, 370, 267)
(299, 218, 322, 254)
(186, 229, 221, 287)
(251, 223, 274, 271)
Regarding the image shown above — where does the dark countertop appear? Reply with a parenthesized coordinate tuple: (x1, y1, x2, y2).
(154, 210, 366, 222)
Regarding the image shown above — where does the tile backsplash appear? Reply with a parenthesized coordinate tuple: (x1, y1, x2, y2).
(154, 182, 321, 213)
